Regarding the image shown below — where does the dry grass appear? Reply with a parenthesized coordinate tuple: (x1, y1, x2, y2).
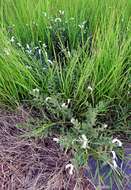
(0, 107, 96, 190)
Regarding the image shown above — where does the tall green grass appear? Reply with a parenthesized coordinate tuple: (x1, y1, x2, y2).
(0, 0, 130, 108)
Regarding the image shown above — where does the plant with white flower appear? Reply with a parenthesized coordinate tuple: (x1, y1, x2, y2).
(78, 24, 84, 29)
(103, 124, 108, 129)
(70, 118, 76, 125)
(53, 137, 60, 143)
(26, 44, 32, 54)
(26, 49, 32, 54)
(59, 10, 64, 15)
(78, 21, 86, 30)
(65, 163, 74, 175)
(17, 42, 22, 47)
(111, 151, 118, 169)
(45, 97, 51, 102)
(10, 36, 15, 43)
(38, 49, 41, 55)
(61, 103, 68, 109)
(70, 118, 79, 128)
(61, 99, 71, 109)
(111, 151, 117, 160)
(88, 86, 93, 92)
(80, 134, 90, 149)
(30, 88, 40, 98)
(26, 44, 30, 49)
(42, 43, 47, 48)
(112, 138, 122, 147)
(67, 51, 71, 57)
(48, 59, 53, 65)
(55, 17, 62, 22)
(112, 159, 118, 169)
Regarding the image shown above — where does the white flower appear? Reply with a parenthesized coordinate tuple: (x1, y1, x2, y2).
(67, 99, 71, 105)
(81, 134, 89, 149)
(103, 124, 108, 129)
(48, 59, 53, 65)
(59, 10, 64, 15)
(61, 103, 68, 109)
(112, 138, 122, 147)
(26, 49, 32, 54)
(38, 49, 41, 55)
(17, 42, 22, 47)
(67, 51, 71, 57)
(30, 88, 39, 98)
(26, 44, 30, 49)
(65, 163, 74, 175)
(78, 21, 86, 29)
(55, 17, 62, 22)
(45, 97, 51, 101)
(111, 151, 117, 160)
(71, 118, 76, 125)
(10, 36, 15, 43)
(88, 86, 93, 92)
(111, 150, 118, 170)
(42, 43, 47, 48)
(112, 159, 118, 169)
(61, 99, 70, 109)
(53, 138, 60, 143)
(78, 24, 84, 29)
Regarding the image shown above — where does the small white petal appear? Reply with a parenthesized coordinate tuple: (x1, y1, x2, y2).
(65, 164, 74, 175)
(43, 43, 47, 48)
(81, 134, 88, 149)
(81, 134, 87, 141)
(82, 141, 87, 149)
(55, 17, 62, 22)
(48, 59, 53, 65)
(45, 97, 51, 101)
(59, 10, 64, 15)
(53, 138, 59, 143)
(30, 88, 39, 97)
(38, 49, 41, 55)
(61, 103, 68, 109)
(26, 44, 30, 49)
(71, 118, 76, 125)
(87, 86, 93, 92)
(17, 42, 22, 47)
(67, 99, 71, 105)
(103, 124, 108, 128)
(10, 36, 15, 42)
(112, 138, 122, 147)
(112, 159, 118, 169)
(111, 151, 117, 160)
